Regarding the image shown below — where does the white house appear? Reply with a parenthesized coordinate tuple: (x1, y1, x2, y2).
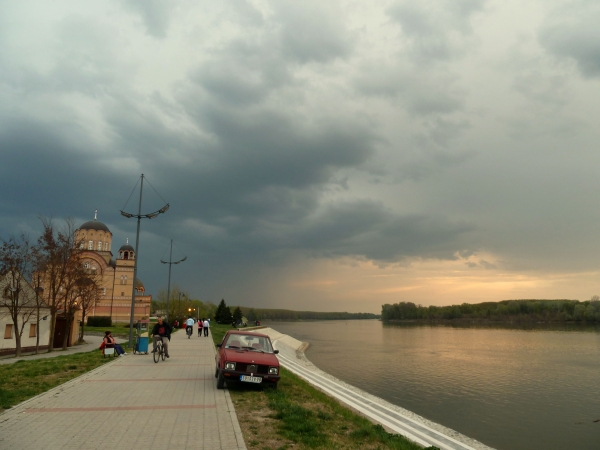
(0, 273, 52, 356)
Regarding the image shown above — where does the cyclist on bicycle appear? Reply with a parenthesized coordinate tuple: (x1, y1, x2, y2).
(186, 316, 194, 337)
(151, 316, 172, 358)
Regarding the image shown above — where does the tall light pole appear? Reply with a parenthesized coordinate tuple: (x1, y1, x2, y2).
(120, 174, 169, 348)
(178, 292, 186, 322)
(160, 239, 186, 323)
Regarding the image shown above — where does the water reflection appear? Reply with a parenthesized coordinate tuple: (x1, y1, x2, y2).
(265, 320, 600, 450)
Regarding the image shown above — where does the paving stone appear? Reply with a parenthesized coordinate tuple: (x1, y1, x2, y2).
(0, 329, 246, 449)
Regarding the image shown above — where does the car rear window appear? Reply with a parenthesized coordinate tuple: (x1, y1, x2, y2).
(225, 334, 274, 352)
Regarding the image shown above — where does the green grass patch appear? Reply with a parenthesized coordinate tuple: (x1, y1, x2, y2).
(0, 350, 112, 411)
(209, 322, 231, 345)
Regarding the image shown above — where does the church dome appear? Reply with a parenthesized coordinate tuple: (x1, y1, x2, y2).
(79, 219, 110, 233)
(135, 278, 144, 289)
(79, 211, 111, 233)
(76, 211, 112, 253)
(118, 239, 135, 260)
(119, 243, 134, 252)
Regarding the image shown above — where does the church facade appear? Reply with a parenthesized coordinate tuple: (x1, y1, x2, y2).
(74, 213, 152, 323)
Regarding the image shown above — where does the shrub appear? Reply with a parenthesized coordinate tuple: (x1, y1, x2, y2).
(87, 316, 112, 327)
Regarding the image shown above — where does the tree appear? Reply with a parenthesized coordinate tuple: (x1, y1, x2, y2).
(156, 284, 190, 323)
(76, 276, 101, 343)
(36, 217, 84, 352)
(215, 298, 232, 324)
(29, 265, 46, 354)
(0, 234, 37, 357)
(232, 306, 243, 324)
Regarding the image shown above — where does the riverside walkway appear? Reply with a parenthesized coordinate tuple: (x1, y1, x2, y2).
(0, 329, 246, 450)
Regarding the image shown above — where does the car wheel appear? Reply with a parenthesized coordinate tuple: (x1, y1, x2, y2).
(216, 372, 225, 389)
(270, 382, 278, 390)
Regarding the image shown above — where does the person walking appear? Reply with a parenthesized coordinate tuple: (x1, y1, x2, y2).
(198, 318, 203, 337)
(203, 318, 210, 337)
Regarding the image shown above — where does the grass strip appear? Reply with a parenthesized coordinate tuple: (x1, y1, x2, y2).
(0, 350, 112, 411)
(211, 323, 439, 450)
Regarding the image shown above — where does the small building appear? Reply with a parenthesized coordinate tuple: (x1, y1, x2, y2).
(0, 273, 53, 356)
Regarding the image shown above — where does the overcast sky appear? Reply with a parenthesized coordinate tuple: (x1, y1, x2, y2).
(2, 0, 600, 313)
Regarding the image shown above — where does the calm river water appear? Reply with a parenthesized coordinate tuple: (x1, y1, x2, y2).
(264, 320, 600, 450)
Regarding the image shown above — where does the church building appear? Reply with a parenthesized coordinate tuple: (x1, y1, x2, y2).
(74, 212, 152, 323)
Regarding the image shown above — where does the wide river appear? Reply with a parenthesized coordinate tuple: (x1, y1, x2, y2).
(264, 320, 600, 450)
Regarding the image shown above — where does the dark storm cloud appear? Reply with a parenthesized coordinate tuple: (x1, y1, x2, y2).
(271, 0, 355, 64)
(387, 0, 485, 63)
(295, 201, 472, 262)
(6, 0, 600, 308)
(355, 64, 465, 115)
(190, 39, 294, 106)
(538, 3, 600, 78)
(123, 0, 171, 38)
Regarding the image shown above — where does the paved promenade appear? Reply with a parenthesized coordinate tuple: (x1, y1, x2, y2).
(0, 329, 246, 450)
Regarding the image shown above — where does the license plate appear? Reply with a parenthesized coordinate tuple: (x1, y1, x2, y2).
(240, 375, 262, 384)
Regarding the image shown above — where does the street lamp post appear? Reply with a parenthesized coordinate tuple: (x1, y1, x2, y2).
(120, 174, 169, 348)
(160, 239, 186, 323)
(178, 292, 186, 322)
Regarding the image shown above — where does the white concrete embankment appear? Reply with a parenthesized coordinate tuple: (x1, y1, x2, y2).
(252, 326, 495, 450)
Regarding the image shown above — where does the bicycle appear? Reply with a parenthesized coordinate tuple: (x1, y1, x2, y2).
(153, 338, 166, 363)
(186, 326, 192, 339)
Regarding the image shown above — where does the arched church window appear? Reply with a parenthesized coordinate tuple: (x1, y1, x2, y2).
(105, 242, 109, 251)
(88, 241, 93, 250)
(84, 262, 90, 270)
(124, 252, 129, 260)
(97, 242, 102, 251)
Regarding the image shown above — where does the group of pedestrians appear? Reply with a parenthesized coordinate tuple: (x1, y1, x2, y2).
(183, 317, 210, 337)
(101, 316, 209, 360)
(198, 318, 210, 337)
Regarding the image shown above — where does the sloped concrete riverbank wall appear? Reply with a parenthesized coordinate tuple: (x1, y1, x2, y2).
(252, 327, 494, 450)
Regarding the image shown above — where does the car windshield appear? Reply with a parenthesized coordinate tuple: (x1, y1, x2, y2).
(224, 334, 274, 352)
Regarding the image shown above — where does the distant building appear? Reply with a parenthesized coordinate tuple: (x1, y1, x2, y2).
(74, 212, 152, 323)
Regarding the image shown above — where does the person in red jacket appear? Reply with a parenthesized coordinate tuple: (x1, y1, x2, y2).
(100, 331, 126, 356)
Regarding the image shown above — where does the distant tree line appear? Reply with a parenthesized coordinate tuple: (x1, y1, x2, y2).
(151, 284, 217, 324)
(237, 306, 380, 321)
(381, 298, 600, 323)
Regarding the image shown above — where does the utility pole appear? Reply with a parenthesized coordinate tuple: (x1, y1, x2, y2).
(160, 239, 186, 322)
(120, 174, 169, 347)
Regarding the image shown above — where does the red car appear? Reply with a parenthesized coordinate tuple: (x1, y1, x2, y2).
(215, 330, 281, 389)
